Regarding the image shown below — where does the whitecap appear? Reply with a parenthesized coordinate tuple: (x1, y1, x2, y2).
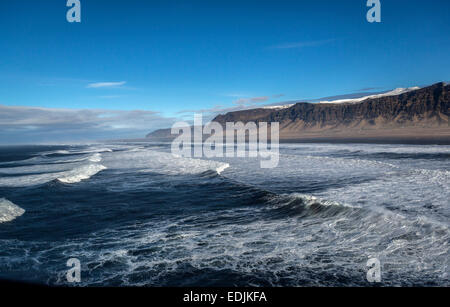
(216, 163, 230, 175)
(88, 153, 102, 163)
(57, 164, 107, 184)
(105, 148, 232, 176)
(0, 198, 25, 223)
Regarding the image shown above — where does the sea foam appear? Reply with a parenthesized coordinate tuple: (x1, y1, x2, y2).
(0, 198, 25, 223)
(57, 164, 107, 184)
(216, 163, 230, 175)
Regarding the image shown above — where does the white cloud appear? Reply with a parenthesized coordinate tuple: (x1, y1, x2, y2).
(269, 39, 336, 50)
(0, 104, 177, 144)
(234, 96, 269, 106)
(86, 81, 126, 88)
(99, 95, 123, 99)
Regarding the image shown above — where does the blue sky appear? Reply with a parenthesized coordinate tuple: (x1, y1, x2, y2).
(0, 0, 449, 143)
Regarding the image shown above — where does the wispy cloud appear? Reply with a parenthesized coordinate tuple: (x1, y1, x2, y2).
(355, 87, 383, 92)
(175, 104, 249, 123)
(223, 93, 249, 98)
(87, 81, 126, 88)
(268, 39, 336, 50)
(99, 95, 123, 99)
(175, 93, 286, 122)
(177, 105, 225, 115)
(234, 96, 269, 106)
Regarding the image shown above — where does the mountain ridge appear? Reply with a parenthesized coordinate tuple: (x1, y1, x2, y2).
(146, 82, 450, 144)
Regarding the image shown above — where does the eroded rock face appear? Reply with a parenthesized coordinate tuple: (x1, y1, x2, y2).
(214, 82, 449, 129)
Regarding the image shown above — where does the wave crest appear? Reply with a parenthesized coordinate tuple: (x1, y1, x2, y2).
(57, 164, 107, 184)
(216, 163, 230, 175)
(0, 198, 25, 223)
(265, 193, 359, 219)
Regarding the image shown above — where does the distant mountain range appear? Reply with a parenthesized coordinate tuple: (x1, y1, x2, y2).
(147, 82, 450, 144)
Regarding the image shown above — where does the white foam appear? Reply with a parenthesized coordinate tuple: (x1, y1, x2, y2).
(42, 148, 113, 157)
(1, 146, 227, 187)
(40, 150, 71, 155)
(77, 148, 113, 154)
(286, 193, 359, 209)
(0, 198, 25, 223)
(216, 163, 230, 175)
(0, 163, 107, 187)
(88, 153, 102, 163)
(0, 150, 107, 187)
(57, 164, 107, 184)
(279, 143, 450, 155)
(102, 148, 231, 176)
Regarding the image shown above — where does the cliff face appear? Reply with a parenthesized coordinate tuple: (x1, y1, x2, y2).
(147, 82, 450, 143)
(214, 82, 448, 129)
(212, 108, 278, 124)
(212, 82, 449, 141)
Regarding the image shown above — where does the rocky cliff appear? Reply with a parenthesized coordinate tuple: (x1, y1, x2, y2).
(147, 82, 449, 143)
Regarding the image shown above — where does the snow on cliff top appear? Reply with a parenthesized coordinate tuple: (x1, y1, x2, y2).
(259, 86, 421, 110)
(318, 87, 421, 104)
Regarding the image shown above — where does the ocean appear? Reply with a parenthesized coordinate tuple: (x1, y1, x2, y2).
(0, 142, 448, 286)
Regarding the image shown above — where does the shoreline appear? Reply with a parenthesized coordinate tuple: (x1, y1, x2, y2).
(130, 135, 450, 145)
(277, 137, 450, 145)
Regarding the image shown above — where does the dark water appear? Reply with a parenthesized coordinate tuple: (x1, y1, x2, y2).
(0, 143, 448, 286)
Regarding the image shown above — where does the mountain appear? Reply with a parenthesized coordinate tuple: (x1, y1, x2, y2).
(147, 82, 450, 144)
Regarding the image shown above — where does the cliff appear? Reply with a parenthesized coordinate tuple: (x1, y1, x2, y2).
(147, 82, 449, 144)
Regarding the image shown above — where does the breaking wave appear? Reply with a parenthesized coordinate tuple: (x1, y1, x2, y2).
(264, 193, 359, 219)
(0, 198, 25, 223)
(57, 164, 107, 184)
(105, 148, 232, 176)
(88, 153, 102, 163)
(0, 162, 107, 187)
(216, 163, 230, 175)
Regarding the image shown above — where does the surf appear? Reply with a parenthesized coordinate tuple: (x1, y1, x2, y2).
(57, 164, 107, 184)
(0, 198, 25, 223)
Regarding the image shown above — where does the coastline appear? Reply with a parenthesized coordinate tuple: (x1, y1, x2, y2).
(278, 136, 450, 145)
(126, 134, 450, 146)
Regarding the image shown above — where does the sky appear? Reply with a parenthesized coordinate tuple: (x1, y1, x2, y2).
(0, 0, 449, 143)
